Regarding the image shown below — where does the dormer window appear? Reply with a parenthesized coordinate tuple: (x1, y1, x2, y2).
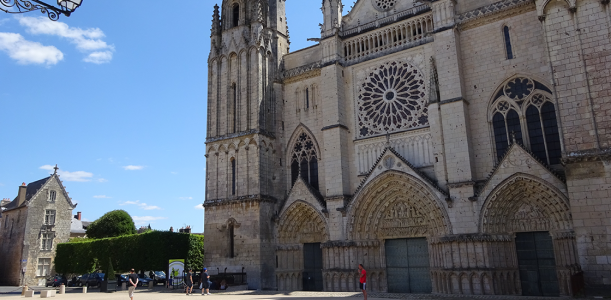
(232, 4, 239, 27)
(48, 190, 56, 202)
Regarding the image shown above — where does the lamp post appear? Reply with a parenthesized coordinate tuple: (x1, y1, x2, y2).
(1, 0, 83, 21)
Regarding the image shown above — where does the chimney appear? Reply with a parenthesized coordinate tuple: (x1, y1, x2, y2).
(17, 182, 27, 207)
(77, 212, 82, 221)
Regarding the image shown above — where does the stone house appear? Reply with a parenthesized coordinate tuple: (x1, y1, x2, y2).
(0, 166, 77, 286)
(203, 0, 611, 296)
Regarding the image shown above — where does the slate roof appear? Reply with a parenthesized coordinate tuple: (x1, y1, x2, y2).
(2, 177, 51, 211)
(70, 218, 86, 234)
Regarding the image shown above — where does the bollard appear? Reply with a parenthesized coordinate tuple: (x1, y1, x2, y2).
(148, 282, 154, 290)
(22, 285, 28, 296)
(82, 286, 87, 293)
(121, 282, 126, 291)
(59, 284, 65, 294)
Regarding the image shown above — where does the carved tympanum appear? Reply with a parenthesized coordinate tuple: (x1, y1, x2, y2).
(278, 201, 328, 244)
(349, 171, 450, 240)
(481, 175, 571, 234)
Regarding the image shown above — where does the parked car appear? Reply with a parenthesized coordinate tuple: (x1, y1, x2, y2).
(116, 274, 128, 287)
(45, 275, 67, 287)
(78, 273, 104, 287)
(137, 274, 152, 287)
(152, 271, 166, 285)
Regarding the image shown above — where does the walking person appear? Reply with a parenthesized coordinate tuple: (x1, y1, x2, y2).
(358, 264, 367, 300)
(201, 268, 211, 295)
(186, 268, 194, 295)
(128, 269, 139, 300)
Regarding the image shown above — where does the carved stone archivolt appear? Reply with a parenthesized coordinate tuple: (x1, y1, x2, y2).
(480, 174, 572, 234)
(348, 171, 451, 240)
(278, 201, 328, 244)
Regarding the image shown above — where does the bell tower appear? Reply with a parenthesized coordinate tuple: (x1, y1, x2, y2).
(204, 0, 287, 290)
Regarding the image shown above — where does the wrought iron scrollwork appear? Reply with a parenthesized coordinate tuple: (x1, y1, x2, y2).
(1, 0, 68, 21)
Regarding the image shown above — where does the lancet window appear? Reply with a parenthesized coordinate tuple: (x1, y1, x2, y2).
(231, 158, 236, 196)
(232, 4, 239, 27)
(290, 132, 319, 191)
(491, 77, 561, 164)
(503, 26, 514, 59)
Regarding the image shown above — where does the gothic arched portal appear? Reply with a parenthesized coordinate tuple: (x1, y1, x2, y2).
(348, 170, 451, 241)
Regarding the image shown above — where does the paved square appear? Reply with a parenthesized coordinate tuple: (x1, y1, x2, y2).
(0, 287, 575, 300)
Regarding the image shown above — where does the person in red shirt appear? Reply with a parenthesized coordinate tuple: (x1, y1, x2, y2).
(358, 264, 367, 300)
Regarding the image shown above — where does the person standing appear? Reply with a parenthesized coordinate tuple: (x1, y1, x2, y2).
(128, 269, 139, 300)
(201, 268, 211, 295)
(358, 264, 367, 300)
(186, 268, 193, 295)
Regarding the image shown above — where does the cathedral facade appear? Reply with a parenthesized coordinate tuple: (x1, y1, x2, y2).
(203, 0, 611, 296)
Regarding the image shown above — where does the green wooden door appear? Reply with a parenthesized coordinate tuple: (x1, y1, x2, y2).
(303, 243, 323, 291)
(385, 238, 432, 293)
(515, 232, 560, 296)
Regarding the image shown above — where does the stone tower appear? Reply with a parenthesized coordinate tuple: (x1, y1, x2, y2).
(204, 0, 287, 290)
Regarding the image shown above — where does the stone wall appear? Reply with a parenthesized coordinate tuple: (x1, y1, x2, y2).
(0, 208, 27, 286)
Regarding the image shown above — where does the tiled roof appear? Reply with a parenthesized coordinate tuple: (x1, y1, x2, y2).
(2, 177, 51, 211)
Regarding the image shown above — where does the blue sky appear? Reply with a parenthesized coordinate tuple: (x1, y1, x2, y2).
(0, 1, 329, 233)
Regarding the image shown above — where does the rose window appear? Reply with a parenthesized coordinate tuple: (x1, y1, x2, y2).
(357, 62, 428, 138)
(504, 77, 534, 104)
(374, 0, 396, 11)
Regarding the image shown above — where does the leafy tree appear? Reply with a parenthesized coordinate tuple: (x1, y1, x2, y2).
(86, 210, 136, 239)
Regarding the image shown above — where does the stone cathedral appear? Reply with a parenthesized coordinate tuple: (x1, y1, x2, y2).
(203, 0, 611, 296)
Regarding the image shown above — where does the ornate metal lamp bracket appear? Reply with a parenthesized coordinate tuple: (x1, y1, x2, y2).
(1, 0, 70, 21)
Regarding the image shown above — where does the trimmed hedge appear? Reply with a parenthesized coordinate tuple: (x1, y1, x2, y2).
(55, 231, 204, 274)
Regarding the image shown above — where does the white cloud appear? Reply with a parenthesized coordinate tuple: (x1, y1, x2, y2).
(0, 32, 63, 66)
(179, 197, 193, 200)
(40, 165, 93, 182)
(123, 165, 144, 171)
(194, 204, 204, 210)
(93, 195, 111, 199)
(83, 51, 112, 64)
(132, 216, 167, 225)
(98, 178, 108, 183)
(18, 16, 114, 64)
(119, 200, 161, 210)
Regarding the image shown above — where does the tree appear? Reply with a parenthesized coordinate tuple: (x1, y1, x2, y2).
(104, 257, 115, 280)
(86, 210, 136, 239)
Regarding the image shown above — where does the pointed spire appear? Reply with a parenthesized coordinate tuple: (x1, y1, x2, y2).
(211, 4, 221, 35)
(254, 0, 263, 23)
(429, 57, 440, 104)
